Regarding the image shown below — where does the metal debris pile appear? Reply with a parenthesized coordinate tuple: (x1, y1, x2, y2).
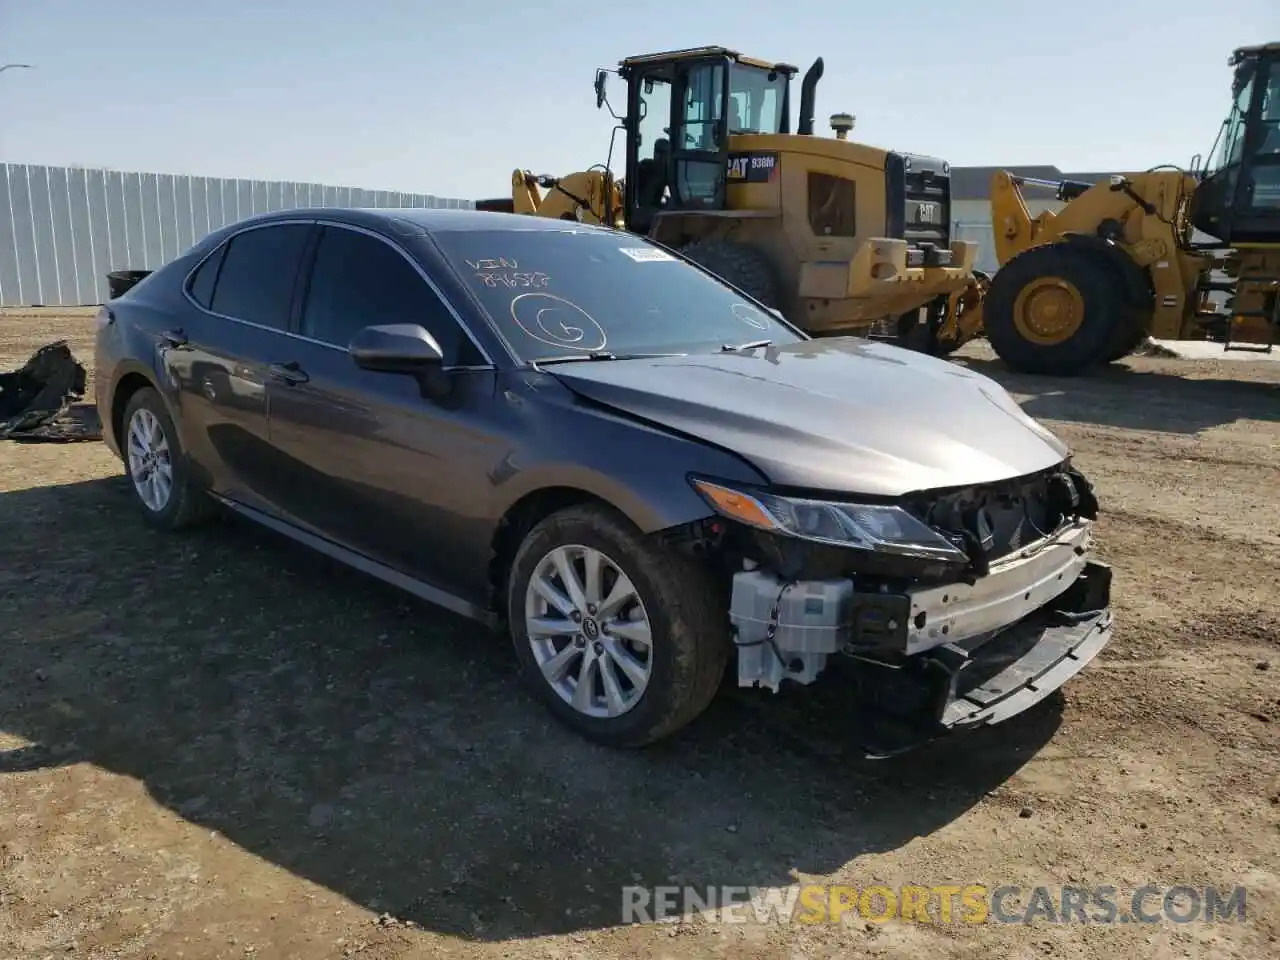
(0, 340, 102, 442)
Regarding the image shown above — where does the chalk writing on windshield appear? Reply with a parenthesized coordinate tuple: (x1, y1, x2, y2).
(510, 292, 608, 352)
(467, 257, 551, 290)
(731, 302, 771, 330)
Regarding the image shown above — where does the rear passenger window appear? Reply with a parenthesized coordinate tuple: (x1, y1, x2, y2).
(187, 243, 226, 309)
(300, 226, 477, 362)
(209, 223, 312, 330)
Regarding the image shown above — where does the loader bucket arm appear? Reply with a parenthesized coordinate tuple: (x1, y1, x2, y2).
(511, 169, 545, 216)
(990, 170, 1037, 267)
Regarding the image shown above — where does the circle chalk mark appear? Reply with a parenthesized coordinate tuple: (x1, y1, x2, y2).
(510, 292, 609, 352)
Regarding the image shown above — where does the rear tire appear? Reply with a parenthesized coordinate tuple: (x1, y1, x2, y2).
(120, 387, 216, 531)
(506, 504, 730, 748)
(679, 239, 781, 309)
(984, 243, 1129, 375)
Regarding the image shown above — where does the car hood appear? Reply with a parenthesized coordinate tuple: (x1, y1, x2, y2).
(547, 338, 1070, 497)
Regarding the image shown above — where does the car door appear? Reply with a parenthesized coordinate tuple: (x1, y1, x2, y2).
(263, 221, 503, 598)
(173, 220, 315, 515)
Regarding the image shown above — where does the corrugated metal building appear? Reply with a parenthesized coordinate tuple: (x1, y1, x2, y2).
(0, 162, 474, 307)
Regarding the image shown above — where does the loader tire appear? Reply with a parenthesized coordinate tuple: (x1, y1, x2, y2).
(679, 239, 781, 309)
(983, 243, 1129, 376)
(892, 308, 957, 355)
(1103, 320, 1149, 363)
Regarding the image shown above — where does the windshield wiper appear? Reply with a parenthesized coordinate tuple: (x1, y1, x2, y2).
(532, 351, 683, 366)
(720, 339, 773, 352)
(533, 351, 618, 365)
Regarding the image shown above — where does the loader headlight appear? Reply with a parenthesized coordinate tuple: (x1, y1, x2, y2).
(691, 479, 969, 562)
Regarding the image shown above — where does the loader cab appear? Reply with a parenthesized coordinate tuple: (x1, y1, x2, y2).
(1192, 42, 1280, 244)
(610, 46, 797, 235)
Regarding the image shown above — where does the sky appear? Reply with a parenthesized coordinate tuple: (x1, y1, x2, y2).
(2, 0, 1278, 201)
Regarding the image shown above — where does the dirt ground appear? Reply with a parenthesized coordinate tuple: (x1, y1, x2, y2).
(1, 307, 1278, 960)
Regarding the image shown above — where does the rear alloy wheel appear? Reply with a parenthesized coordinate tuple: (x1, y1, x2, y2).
(127, 406, 174, 513)
(121, 387, 216, 530)
(506, 504, 729, 747)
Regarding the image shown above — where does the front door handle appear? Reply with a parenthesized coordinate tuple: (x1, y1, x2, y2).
(268, 360, 309, 385)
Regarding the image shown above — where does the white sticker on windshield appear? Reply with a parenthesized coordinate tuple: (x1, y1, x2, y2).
(619, 246, 675, 263)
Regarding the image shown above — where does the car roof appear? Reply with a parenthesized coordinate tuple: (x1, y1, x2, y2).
(232, 206, 620, 237)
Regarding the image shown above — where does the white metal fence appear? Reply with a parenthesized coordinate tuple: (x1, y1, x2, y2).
(0, 162, 474, 307)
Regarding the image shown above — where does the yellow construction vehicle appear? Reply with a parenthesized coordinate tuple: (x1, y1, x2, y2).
(956, 41, 1280, 375)
(477, 167, 624, 227)
(476, 46, 986, 351)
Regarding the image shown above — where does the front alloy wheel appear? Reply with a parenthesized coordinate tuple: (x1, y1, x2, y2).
(524, 544, 654, 719)
(507, 504, 729, 747)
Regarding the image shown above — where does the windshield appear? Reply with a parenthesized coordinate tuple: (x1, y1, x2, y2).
(729, 64, 786, 135)
(431, 228, 802, 361)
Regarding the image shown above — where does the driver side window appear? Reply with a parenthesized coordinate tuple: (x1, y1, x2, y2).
(299, 226, 477, 363)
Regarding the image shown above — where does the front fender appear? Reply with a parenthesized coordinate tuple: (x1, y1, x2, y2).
(492, 458, 718, 535)
(490, 376, 771, 534)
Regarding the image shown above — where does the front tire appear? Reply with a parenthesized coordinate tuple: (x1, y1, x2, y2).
(120, 387, 215, 530)
(983, 243, 1130, 375)
(679, 239, 781, 309)
(506, 504, 729, 748)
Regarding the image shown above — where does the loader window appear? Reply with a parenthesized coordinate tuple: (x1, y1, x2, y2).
(1256, 68, 1280, 156)
(680, 62, 724, 151)
(1209, 62, 1256, 174)
(674, 61, 727, 207)
(1250, 67, 1280, 211)
(634, 74, 673, 211)
(728, 65, 786, 135)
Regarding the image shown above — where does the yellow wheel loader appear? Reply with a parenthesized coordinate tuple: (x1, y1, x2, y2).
(476, 46, 986, 353)
(967, 41, 1280, 375)
(476, 167, 624, 227)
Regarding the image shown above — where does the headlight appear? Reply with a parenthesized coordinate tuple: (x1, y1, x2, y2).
(691, 479, 968, 563)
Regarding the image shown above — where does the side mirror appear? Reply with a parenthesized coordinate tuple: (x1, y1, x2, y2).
(349, 323, 443, 373)
(594, 69, 607, 110)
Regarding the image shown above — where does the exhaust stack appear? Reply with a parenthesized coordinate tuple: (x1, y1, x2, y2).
(797, 57, 825, 136)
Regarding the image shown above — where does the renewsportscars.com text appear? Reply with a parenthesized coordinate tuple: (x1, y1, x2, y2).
(621, 883, 1248, 926)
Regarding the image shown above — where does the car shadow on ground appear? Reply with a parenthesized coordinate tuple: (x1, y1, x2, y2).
(953, 355, 1280, 434)
(0, 476, 1063, 941)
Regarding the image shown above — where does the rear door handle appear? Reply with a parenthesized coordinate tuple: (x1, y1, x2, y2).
(268, 360, 309, 385)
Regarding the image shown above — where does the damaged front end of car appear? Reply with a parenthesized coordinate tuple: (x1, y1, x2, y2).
(672, 461, 1113, 755)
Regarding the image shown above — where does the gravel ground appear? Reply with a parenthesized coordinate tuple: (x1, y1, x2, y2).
(1, 308, 1278, 960)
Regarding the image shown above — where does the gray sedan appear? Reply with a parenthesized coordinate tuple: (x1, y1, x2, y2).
(93, 207, 1113, 753)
